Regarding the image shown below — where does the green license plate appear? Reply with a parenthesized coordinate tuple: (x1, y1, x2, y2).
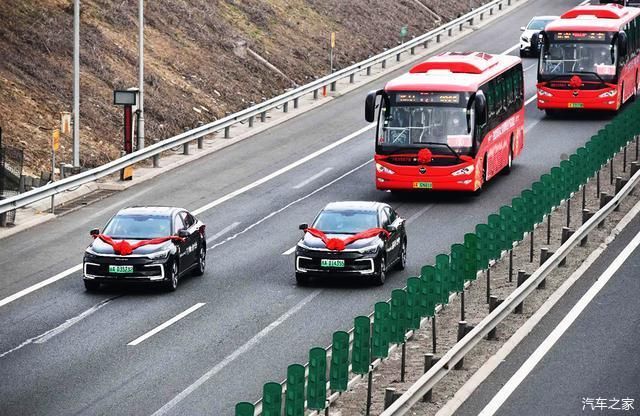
(413, 182, 433, 189)
(320, 259, 345, 268)
(109, 265, 133, 274)
(568, 103, 584, 108)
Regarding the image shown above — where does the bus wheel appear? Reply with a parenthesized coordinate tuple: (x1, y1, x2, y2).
(502, 139, 513, 175)
(544, 109, 557, 118)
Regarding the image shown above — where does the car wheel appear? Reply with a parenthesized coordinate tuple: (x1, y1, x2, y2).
(519, 49, 525, 58)
(84, 280, 100, 291)
(373, 256, 386, 286)
(296, 273, 310, 286)
(396, 240, 407, 271)
(165, 261, 179, 292)
(193, 244, 206, 276)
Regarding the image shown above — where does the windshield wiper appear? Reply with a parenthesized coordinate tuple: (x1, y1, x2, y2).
(546, 71, 607, 85)
(421, 142, 462, 161)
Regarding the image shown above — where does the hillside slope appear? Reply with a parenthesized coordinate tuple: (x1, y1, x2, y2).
(0, 0, 489, 175)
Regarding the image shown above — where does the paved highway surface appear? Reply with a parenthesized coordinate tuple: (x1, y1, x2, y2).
(455, 216, 640, 416)
(0, 0, 618, 415)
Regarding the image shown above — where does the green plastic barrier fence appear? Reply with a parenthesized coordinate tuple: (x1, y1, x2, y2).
(510, 197, 526, 242)
(352, 316, 371, 375)
(263, 382, 282, 416)
(285, 364, 305, 416)
(307, 347, 327, 410)
(475, 224, 490, 270)
(450, 244, 466, 293)
(372, 302, 391, 358)
(498, 206, 514, 250)
(406, 277, 422, 330)
(487, 214, 501, 260)
(420, 265, 437, 317)
(329, 331, 349, 392)
(463, 233, 478, 281)
(390, 289, 408, 343)
(236, 402, 255, 416)
(435, 254, 451, 303)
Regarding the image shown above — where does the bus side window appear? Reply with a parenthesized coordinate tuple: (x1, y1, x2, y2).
(486, 81, 496, 129)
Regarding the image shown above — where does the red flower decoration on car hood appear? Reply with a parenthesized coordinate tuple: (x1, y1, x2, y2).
(304, 227, 390, 251)
(94, 234, 184, 255)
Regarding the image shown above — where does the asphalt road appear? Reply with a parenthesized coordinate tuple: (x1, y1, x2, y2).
(0, 0, 618, 415)
(455, 216, 640, 416)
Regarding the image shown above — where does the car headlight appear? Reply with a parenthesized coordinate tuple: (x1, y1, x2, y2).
(359, 245, 379, 254)
(148, 249, 171, 260)
(376, 163, 395, 175)
(451, 165, 474, 176)
(598, 90, 617, 98)
(538, 89, 552, 97)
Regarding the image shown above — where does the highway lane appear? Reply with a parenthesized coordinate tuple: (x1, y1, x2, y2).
(454, 215, 640, 416)
(0, 0, 610, 414)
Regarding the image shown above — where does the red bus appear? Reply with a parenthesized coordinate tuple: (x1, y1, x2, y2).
(365, 52, 525, 193)
(537, 3, 640, 113)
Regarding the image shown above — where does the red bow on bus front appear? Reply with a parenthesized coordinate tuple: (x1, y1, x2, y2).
(94, 234, 184, 256)
(417, 148, 433, 164)
(569, 75, 583, 89)
(304, 227, 390, 251)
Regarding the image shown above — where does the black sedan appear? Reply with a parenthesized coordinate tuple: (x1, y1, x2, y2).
(294, 201, 406, 286)
(83, 206, 206, 291)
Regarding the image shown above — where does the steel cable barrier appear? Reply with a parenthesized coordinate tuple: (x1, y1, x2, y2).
(0, 0, 524, 216)
(235, 99, 640, 416)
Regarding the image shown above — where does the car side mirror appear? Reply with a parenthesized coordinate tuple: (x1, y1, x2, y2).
(520, 26, 526, 31)
(178, 229, 190, 238)
(386, 224, 397, 233)
(90, 228, 100, 238)
(299, 223, 308, 231)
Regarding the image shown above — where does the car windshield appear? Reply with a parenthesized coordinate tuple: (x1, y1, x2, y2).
(102, 214, 172, 239)
(527, 19, 552, 31)
(313, 210, 378, 234)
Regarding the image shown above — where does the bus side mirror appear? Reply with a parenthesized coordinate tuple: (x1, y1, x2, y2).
(365, 89, 382, 123)
(299, 223, 308, 231)
(618, 31, 628, 58)
(474, 91, 487, 126)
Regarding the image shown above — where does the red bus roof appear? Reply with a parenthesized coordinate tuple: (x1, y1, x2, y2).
(545, 4, 640, 32)
(384, 52, 521, 93)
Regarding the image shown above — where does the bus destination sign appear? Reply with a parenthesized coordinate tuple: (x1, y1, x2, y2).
(553, 32, 607, 42)
(395, 92, 460, 104)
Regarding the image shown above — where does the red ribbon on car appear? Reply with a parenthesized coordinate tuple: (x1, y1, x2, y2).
(94, 234, 184, 256)
(569, 75, 583, 89)
(304, 227, 390, 251)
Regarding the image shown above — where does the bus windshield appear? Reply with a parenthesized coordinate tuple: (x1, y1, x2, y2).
(540, 32, 617, 82)
(377, 92, 474, 156)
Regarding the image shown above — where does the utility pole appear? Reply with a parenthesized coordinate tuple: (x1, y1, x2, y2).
(73, 0, 80, 167)
(138, 0, 145, 150)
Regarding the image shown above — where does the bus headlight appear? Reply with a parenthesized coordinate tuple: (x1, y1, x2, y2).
(598, 90, 617, 98)
(452, 165, 474, 176)
(538, 89, 552, 97)
(376, 163, 395, 175)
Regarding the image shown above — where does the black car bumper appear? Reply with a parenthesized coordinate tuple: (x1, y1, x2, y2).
(83, 255, 170, 284)
(295, 249, 380, 278)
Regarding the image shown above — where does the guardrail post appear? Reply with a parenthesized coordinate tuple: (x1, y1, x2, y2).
(422, 354, 438, 402)
(615, 177, 628, 195)
(197, 137, 204, 149)
(349, 74, 355, 84)
(508, 0, 512, 5)
(152, 154, 160, 168)
(183, 142, 190, 155)
(459, 22, 463, 32)
(260, 111, 267, 122)
(581, 209, 593, 246)
(448, 28, 453, 37)
(599, 192, 613, 209)
(515, 270, 529, 313)
(248, 115, 254, 128)
(384, 388, 401, 410)
(631, 161, 640, 176)
(559, 227, 574, 267)
(423, 39, 430, 48)
(293, 97, 299, 109)
(330, 81, 337, 92)
(366, 66, 372, 76)
(487, 296, 503, 340)
(382, 59, 386, 69)
(538, 248, 551, 289)
(499, 3, 503, 11)
(283, 102, 289, 113)
(224, 126, 231, 139)
(469, 17, 474, 26)
(410, 46, 415, 55)
(454, 321, 467, 370)
(490, 7, 494, 15)
(480, 12, 484, 20)
(436, 34, 441, 43)
(396, 53, 401, 62)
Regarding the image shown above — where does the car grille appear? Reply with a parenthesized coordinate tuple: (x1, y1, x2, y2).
(85, 263, 163, 278)
(297, 257, 374, 273)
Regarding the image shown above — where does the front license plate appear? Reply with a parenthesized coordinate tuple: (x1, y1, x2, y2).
(413, 182, 433, 189)
(109, 265, 133, 274)
(320, 259, 345, 268)
(568, 103, 584, 108)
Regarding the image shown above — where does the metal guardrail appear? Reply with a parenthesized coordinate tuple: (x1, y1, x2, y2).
(0, 0, 520, 216)
(381, 168, 640, 415)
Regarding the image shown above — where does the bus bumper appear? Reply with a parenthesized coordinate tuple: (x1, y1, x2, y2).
(536, 87, 619, 111)
(375, 175, 477, 192)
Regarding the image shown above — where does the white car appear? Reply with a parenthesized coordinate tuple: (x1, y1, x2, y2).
(519, 16, 558, 58)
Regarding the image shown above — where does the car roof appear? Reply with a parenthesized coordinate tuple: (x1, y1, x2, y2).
(117, 206, 186, 216)
(529, 15, 559, 21)
(322, 201, 387, 212)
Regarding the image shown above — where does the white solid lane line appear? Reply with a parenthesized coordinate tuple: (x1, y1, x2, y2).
(282, 246, 296, 256)
(525, 95, 537, 106)
(293, 167, 333, 189)
(501, 43, 520, 56)
(192, 124, 374, 216)
(479, 230, 640, 416)
(128, 303, 206, 346)
(0, 297, 116, 359)
(150, 290, 322, 416)
(524, 63, 537, 72)
(0, 264, 82, 309)
(206, 222, 241, 245)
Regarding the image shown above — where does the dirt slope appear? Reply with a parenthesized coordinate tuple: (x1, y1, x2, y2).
(0, 0, 489, 175)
